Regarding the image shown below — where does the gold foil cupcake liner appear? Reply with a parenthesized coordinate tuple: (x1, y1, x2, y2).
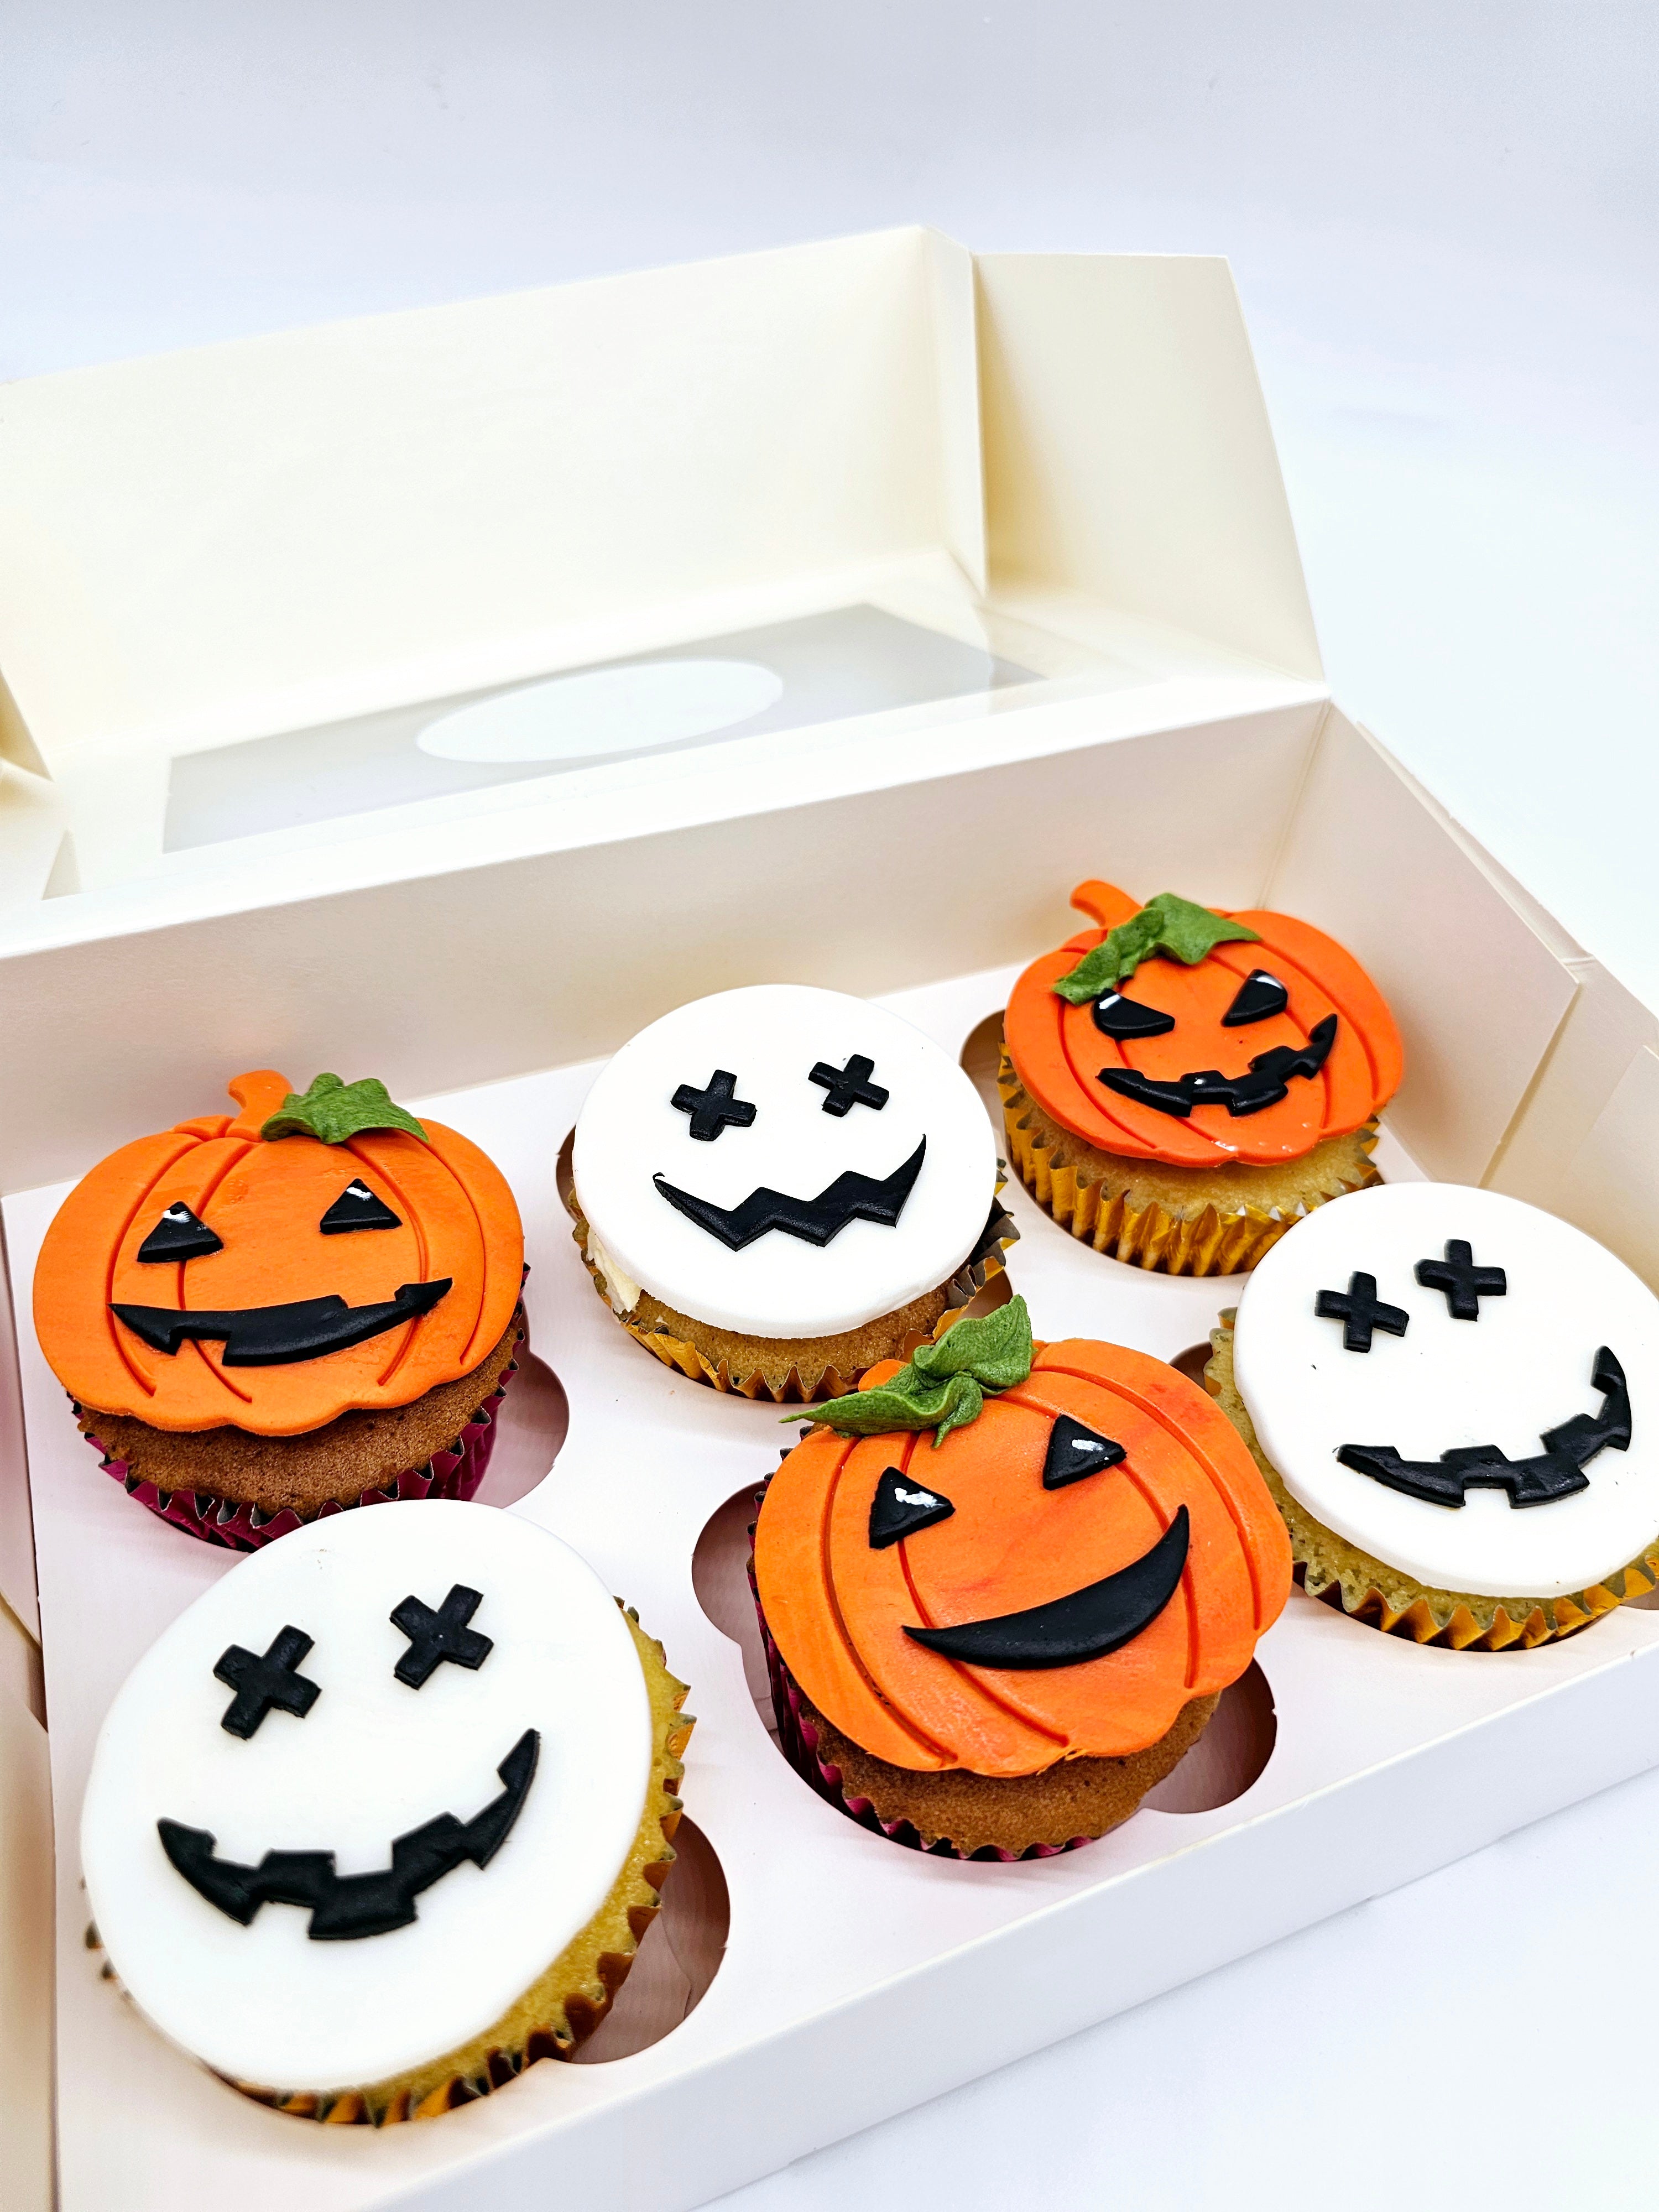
(1206, 1317, 1659, 1651)
(153, 1609, 694, 2125)
(562, 1127, 1018, 1404)
(999, 1049, 1380, 1277)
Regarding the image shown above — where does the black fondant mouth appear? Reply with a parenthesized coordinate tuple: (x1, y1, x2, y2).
(653, 1138, 926, 1252)
(157, 1728, 539, 1941)
(902, 1506, 1190, 1670)
(1338, 1345, 1631, 1510)
(1098, 1014, 1338, 1120)
(109, 1279, 452, 1365)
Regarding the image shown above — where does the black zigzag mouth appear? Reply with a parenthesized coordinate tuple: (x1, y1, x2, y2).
(653, 1137, 926, 1251)
(1338, 1345, 1631, 1510)
(157, 1729, 539, 1942)
(902, 1508, 1190, 1670)
(1098, 1014, 1338, 1120)
(109, 1279, 452, 1365)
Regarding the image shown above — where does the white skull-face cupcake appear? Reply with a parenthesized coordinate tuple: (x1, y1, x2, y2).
(1209, 1181, 1659, 1648)
(569, 984, 1013, 1401)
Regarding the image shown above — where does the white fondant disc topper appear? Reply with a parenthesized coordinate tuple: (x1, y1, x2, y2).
(1233, 1182, 1659, 1599)
(572, 984, 999, 1337)
(81, 1500, 651, 2094)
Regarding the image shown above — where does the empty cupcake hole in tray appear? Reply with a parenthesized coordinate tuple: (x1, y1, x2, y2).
(473, 1350, 570, 1507)
(570, 1816, 730, 2063)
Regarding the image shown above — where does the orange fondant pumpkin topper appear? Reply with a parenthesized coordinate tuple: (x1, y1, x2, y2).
(754, 1300, 1291, 1775)
(1003, 883, 1404, 1168)
(34, 1071, 524, 1438)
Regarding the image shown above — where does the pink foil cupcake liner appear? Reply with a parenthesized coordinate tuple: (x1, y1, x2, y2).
(746, 1531, 1091, 1864)
(80, 1359, 515, 1553)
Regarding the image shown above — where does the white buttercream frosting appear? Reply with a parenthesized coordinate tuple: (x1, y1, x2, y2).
(81, 1500, 652, 2094)
(1233, 1182, 1659, 1599)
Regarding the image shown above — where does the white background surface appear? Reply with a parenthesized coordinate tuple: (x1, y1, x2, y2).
(5, 4, 1657, 2204)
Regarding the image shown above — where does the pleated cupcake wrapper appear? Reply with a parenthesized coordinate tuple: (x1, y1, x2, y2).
(1204, 1318, 1659, 1651)
(572, 1181, 1019, 1405)
(998, 1050, 1380, 1277)
(743, 1499, 1089, 1861)
(80, 1358, 514, 1553)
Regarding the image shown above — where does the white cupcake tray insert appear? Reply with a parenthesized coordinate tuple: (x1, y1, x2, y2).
(4, 233, 1659, 2212)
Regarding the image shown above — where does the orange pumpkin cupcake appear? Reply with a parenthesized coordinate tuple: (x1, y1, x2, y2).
(1000, 883, 1404, 1275)
(33, 1071, 525, 1550)
(752, 1298, 1291, 1856)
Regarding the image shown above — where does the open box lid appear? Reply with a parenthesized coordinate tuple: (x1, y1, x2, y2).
(0, 228, 1324, 938)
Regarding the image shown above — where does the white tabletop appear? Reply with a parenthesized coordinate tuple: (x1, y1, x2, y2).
(6, 3, 1656, 2204)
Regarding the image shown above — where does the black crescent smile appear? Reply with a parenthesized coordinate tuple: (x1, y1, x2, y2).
(903, 1506, 1190, 1670)
(1098, 1013, 1338, 1120)
(653, 1137, 926, 1252)
(157, 1728, 539, 1941)
(109, 1279, 453, 1366)
(1338, 1345, 1632, 1510)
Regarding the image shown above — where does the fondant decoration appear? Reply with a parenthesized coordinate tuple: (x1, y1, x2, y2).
(654, 1138, 925, 1252)
(136, 1203, 225, 1265)
(573, 985, 997, 1338)
(109, 1280, 452, 1365)
(215, 1627, 320, 1739)
(1415, 1239, 1507, 1319)
(158, 1730, 539, 1941)
(1050, 891, 1261, 998)
(319, 1180, 403, 1234)
(1091, 992, 1176, 1042)
(1337, 1346, 1630, 1510)
(811, 1296, 1034, 1446)
(868, 1467, 955, 1548)
(34, 1070, 523, 1437)
(391, 1583, 494, 1688)
(1315, 1271, 1411, 1353)
(755, 1337, 1291, 1773)
(1042, 1412, 1126, 1489)
(904, 1507, 1190, 1669)
(1232, 1182, 1659, 1599)
(1222, 970, 1291, 1027)
(82, 1501, 653, 2094)
(809, 1054, 889, 1116)
(1098, 1013, 1338, 1120)
(262, 1073, 429, 1146)
(1004, 881, 1404, 1168)
(670, 1069, 757, 1142)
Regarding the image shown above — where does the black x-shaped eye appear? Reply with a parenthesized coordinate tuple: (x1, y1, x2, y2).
(809, 1054, 889, 1115)
(319, 1178, 403, 1234)
(1092, 992, 1176, 1041)
(1222, 970, 1290, 1027)
(215, 1626, 320, 1738)
(390, 1584, 493, 1687)
(1415, 1240, 1507, 1319)
(137, 1203, 224, 1264)
(671, 1069, 757, 1141)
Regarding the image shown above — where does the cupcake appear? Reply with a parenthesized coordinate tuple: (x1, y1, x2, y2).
(1000, 881, 1404, 1274)
(1211, 1181, 1659, 1649)
(81, 1498, 691, 2122)
(751, 1297, 1290, 1856)
(33, 1070, 526, 1548)
(569, 984, 1014, 1402)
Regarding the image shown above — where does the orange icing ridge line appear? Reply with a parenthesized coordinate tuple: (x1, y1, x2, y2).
(100, 1135, 203, 1400)
(820, 1433, 956, 1766)
(893, 1535, 1069, 1752)
(349, 1142, 432, 1392)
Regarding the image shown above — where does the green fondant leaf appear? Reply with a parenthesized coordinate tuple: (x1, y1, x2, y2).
(1050, 893, 1261, 1002)
(792, 1296, 1033, 1446)
(261, 1073, 429, 1146)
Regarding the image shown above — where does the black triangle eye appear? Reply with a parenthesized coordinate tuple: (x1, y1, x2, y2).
(319, 1179, 403, 1234)
(1042, 1413, 1127, 1489)
(1222, 969, 1290, 1027)
(1092, 992, 1176, 1041)
(869, 1467, 955, 1549)
(136, 1203, 225, 1264)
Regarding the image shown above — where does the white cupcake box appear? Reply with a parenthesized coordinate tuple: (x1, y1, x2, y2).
(2, 231, 1657, 2212)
